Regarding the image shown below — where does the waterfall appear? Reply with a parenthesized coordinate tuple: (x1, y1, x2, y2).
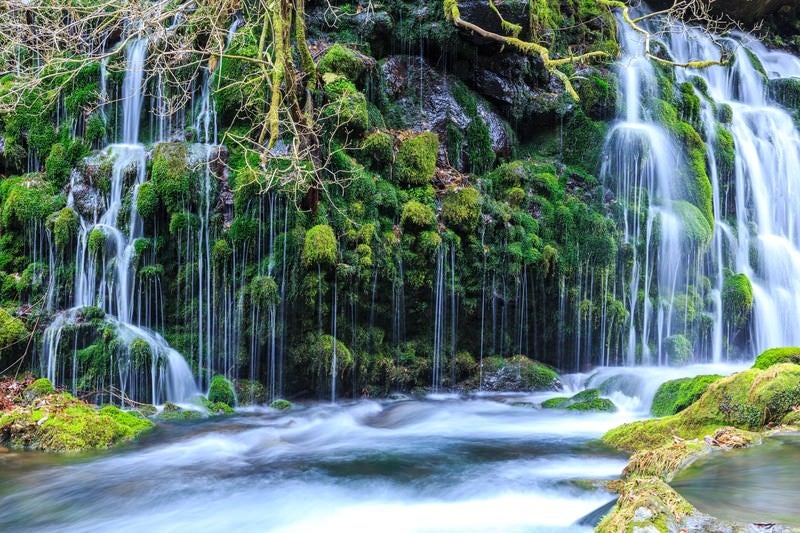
(607, 11, 800, 364)
(41, 38, 198, 405)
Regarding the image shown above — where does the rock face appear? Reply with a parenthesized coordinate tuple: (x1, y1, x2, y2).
(380, 55, 514, 168)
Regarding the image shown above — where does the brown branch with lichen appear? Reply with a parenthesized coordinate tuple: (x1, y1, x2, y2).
(443, 0, 608, 100)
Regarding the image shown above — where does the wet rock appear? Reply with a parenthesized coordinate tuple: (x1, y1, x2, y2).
(380, 55, 514, 167)
(455, 0, 528, 44)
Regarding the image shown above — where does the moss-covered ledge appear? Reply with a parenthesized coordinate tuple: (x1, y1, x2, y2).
(0, 378, 153, 453)
(597, 359, 800, 531)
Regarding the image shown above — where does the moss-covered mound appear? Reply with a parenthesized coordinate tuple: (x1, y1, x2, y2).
(270, 399, 292, 410)
(650, 374, 722, 417)
(541, 388, 617, 412)
(0, 391, 153, 452)
(753, 346, 800, 369)
(208, 374, 236, 407)
(604, 364, 800, 452)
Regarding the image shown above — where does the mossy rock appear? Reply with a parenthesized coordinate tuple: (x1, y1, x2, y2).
(202, 399, 234, 415)
(322, 76, 369, 134)
(48, 207, 79, 250)
(361, 130, 394, 169)
(136, 181, 159, 219)
(0, 393, 153, 452)
(0, 308, 28, 352)
(442, 187, 481, 233)
(753, 347, 800, 369)
(604, 364, 800, 452)
(302, 224, 337, 267)
(270, 399, 293, 410)
(23, 378, 54, 400)
(508, 355, 561, 391)
(151, 143, 194, 213)
(671, 200, 712, 249)
(394, 132, 439, 185)
(157, 402, 204, 421)
(317, 44, 366, 81)
(722, 273, 753, 328)
(235, 379, 267, 405)
(541, 397, 569, 409)
(566, 397, 617, 412)
(208, 375, 236, 407)
(400, 200, 436, 229)
(651, 375, 722, 417)
(596, 477, 694, 532)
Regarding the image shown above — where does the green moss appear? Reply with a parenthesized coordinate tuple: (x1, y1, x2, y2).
(465, 118, 495, 175)
(85, 114, 107, 145)
(235, 380, 267, 405)
(722, 273, 753, 328)
(664, 334, 692, 365)
(671, 200, 712, 249)
(48, 207, 78, 250)
(561, 110, 606, 173)
(202, 399, 235, 415)
(566, 397, 617, 412)
(651, 375, 722, 417)
(361, 130, 394, 169)
(129, 338, 152, 366)
(302, 224, 337, 267)
(508, 355, 561, 391)
(157, 402, 204, 421)
(0, 308, 27, 353)
(604, 364, 800, 452)
(88, 227, 106, 255)
(714, 126, 735, 180)
(717, 103, 733, 124)
(677, 82, 700, 125)
(208, 374, 236, 407)
(151, 143, 193, 213)
(0, 393, 153, 452)
(753, 347, 800, 369)
(401, 200, 436, 229)
(44, 143, 72, 187)
(541, 397, 569, 408)
(136, 181, 158, 219)
(323, 76, 369, 134)
(270, 399, 293, 410)
(442, 187, 481, 232)
(0, 175, 64, 229)
(394, 132, 439, 185)
(250, 275, 279, 307)
(24, 378, 54, 399)
(317, 44, 366, 81)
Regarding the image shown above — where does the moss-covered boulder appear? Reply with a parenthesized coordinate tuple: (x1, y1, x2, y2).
(207, 374, 236, 407)
(361, 130, 394, 169)
(400, 200, 436, 229)
(442, 186, 481, 233)
(394, 132, 438, 185)
(302, 224, 337, 267)
(753, 346, 800, 369)
(0, 392, 153, 452)
(604, 364, 800, 452)
(650, 374, 722, 417)
(317, 44, 367, 81)
(542, 388, 617, 412)
(157, 401, 204, 421)
(23, 378, 54, 401)
(270, 399, 292, 410)
(483, 355, 561, 392)
(151, 143, 194, 213)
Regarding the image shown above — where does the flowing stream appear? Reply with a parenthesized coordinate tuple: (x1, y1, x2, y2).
(0, 364, 747, 532)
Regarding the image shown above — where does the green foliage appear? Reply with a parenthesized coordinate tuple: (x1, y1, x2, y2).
(250, 275, 279, 307)
(401, 200, 436, 229)
(361, 130, 394, 169)
(651, 374, 722, 417)
(722, 273, 753, 328)
(302, 224, 337, 267)
(88, 227, 106, 255)
(208, 375, 236, 407)
(48, 207, 79, 250)
(671, 200, 712, 249)
(0, 175, 64, 229)
(213, 24, 264, 118)
(561, 109, 606, 173)
(24, 378, 54, 399)
(136, 181, 159, 219)
(442, 187, 481, 232)
(664, 334, 692, 365)
(317, 44, 366, 81)
(394, 132, 439, 185)
(44, 143, 71, 187)
(753, 347, 800, 369)
(235, 379, 267, 405)
(151, 143, 193, 213)
(465, 118, 495, 175)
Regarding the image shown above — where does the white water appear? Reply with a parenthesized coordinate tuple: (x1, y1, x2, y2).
(605, 12, 800, 364)
(41, 39, 198, 404)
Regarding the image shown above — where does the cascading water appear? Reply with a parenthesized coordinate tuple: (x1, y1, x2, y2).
(41, 38, 198, 404)
(605, 12, 800, 365)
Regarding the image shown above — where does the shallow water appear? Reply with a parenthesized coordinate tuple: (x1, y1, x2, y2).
(0, 364, 748, 533)
(672, 434, 800, 527)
